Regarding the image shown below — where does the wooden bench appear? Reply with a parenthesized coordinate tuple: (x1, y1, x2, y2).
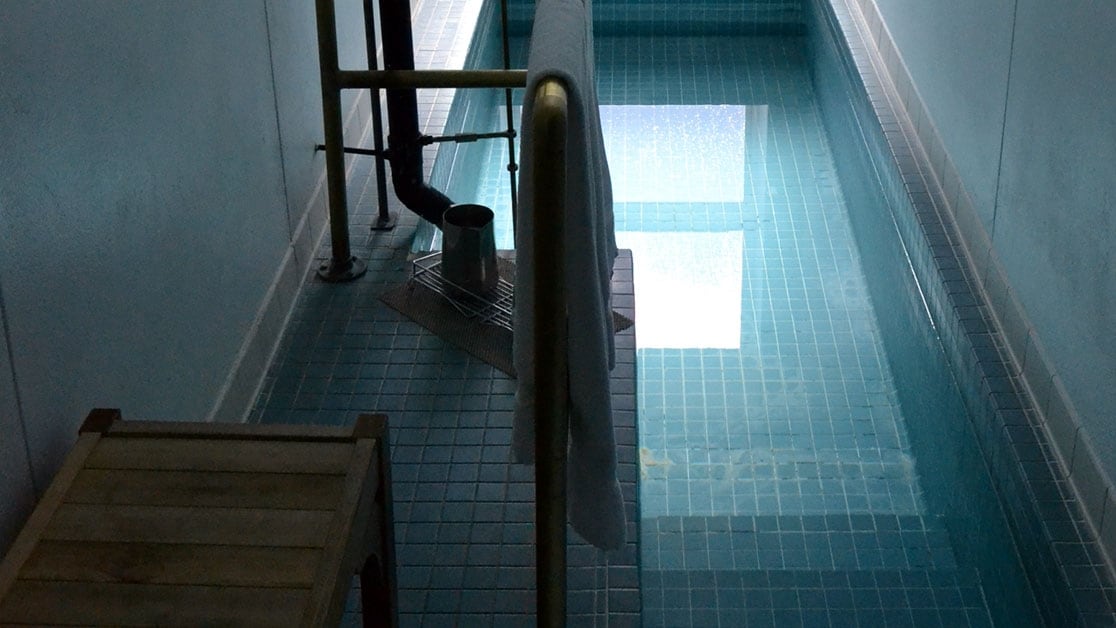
(0, 409, 397, 627)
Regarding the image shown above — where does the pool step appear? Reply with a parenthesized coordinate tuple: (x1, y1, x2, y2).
(641, 514, 957, 572)
(640, 514, 995, 626)
(642, 567, 993, 627)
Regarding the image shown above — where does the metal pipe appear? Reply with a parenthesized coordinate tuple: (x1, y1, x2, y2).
(499, 0, 520, 237)
(314, 144, 386, 157)
(531, 78, 569, 628)
(421, 130, 515, 145)
(377, 0, 453, 228)
(314, 0, 366, 282)
(362, 0, 395, 231)
(338, 69, 527, 90)
(318, 128, 515, 153)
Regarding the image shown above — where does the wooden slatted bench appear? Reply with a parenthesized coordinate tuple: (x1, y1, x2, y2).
(0, 408, 397, 627)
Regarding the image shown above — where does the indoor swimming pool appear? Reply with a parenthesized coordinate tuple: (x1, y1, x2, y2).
(250, 0, 1114, 625)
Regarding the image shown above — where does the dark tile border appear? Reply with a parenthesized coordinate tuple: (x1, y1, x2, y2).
(805, 0, 1116, 624)
(506, 0, 805, 36)
(839, 2, 1116, 577)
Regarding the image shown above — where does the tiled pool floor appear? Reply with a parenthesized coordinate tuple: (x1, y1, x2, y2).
(613, 35, 993, 627)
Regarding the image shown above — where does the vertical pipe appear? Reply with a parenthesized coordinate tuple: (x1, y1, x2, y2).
(378, 0, 453, 228)
(532, 80, 569, 628)
(499, 0, 519, 237)
(356, 413, 398, 628)
(362, 0, 395, 231)
(315, 0, 366, 281)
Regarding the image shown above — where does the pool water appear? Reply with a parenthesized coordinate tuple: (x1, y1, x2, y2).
(431, 11, 1045, 626)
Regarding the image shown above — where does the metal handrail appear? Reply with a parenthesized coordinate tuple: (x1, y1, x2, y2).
(529, 78, 569, 628)
(316, 1, 571, 622)
(315, 0, 366, 282)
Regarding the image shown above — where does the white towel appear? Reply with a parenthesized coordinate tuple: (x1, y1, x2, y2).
(512, 0, 626, 551)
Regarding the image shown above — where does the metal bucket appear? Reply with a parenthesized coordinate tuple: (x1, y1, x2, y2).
(441, 204, 498, 296)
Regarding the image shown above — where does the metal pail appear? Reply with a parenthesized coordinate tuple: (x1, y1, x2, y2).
(441, 204, 498, 296)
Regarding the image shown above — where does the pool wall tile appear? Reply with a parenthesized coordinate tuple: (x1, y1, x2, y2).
(1022, 330, 1055, 425)
(1046, 375, 1081, 469)
(1072, 434, 1111, 533)
(507, 0, 805, 36)
(1104, 497, 1116, 570)
(807, 0, 1116, 623)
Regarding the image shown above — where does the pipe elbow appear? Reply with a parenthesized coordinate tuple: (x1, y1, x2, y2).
(390, 173, 452, 228)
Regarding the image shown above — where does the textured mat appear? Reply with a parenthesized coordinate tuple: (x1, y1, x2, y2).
(381, 257, 633, 376)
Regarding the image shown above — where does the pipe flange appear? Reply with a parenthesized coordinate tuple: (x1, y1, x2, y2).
(371, 212, 398, 231)
(317, 256, 368, 283)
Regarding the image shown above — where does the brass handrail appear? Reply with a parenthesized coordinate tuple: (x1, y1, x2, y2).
(530, 78, 569, 628)
(317, 1, 570, 621)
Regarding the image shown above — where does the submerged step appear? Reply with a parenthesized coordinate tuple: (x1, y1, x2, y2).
(640, 446, 924, 518)
(643, 567, 992, 627)
(642, 514, 956, 572)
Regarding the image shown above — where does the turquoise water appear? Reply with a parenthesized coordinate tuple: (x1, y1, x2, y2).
(427, 7, 1049, 623)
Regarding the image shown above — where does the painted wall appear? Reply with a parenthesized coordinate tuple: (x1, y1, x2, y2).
(0, 278, 35, 552)
(0, 0, 368, 553)
(994, 0, 1116, 480)
(871, 0, 1014, 233)
(269, 0, 370, 231)
(870, 1, 1116, 481)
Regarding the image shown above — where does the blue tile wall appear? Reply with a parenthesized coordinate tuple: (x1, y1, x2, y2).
(507, 0, 804, 36)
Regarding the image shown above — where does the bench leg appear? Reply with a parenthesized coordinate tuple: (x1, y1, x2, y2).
(359, 414, 397, 628)
(360, 552, 395, 628)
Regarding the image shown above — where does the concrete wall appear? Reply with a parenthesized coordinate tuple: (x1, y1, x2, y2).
(0, 0, 370, 553)
(870, 0, 1014, 234)
(993, 0, 1116, 478)
(0, 280, 35, 551)
(869, 0, 1116, 544)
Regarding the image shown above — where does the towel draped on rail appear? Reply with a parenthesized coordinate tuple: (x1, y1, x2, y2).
(512, 0, 626, 551)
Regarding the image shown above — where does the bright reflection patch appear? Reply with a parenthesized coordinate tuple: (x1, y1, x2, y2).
(616, 231, 744, 349)
(600, 105, 748, 203)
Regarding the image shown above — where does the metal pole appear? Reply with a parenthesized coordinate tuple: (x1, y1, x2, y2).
(532, 79, 569, 628)
(315, 0, 367, 282)
(499, 0, 519, 238)
(377, 0, 454, 228)
(362, 0, 395, 231)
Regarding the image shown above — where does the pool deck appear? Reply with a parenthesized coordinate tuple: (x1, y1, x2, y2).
(251, 0, 640, 624)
